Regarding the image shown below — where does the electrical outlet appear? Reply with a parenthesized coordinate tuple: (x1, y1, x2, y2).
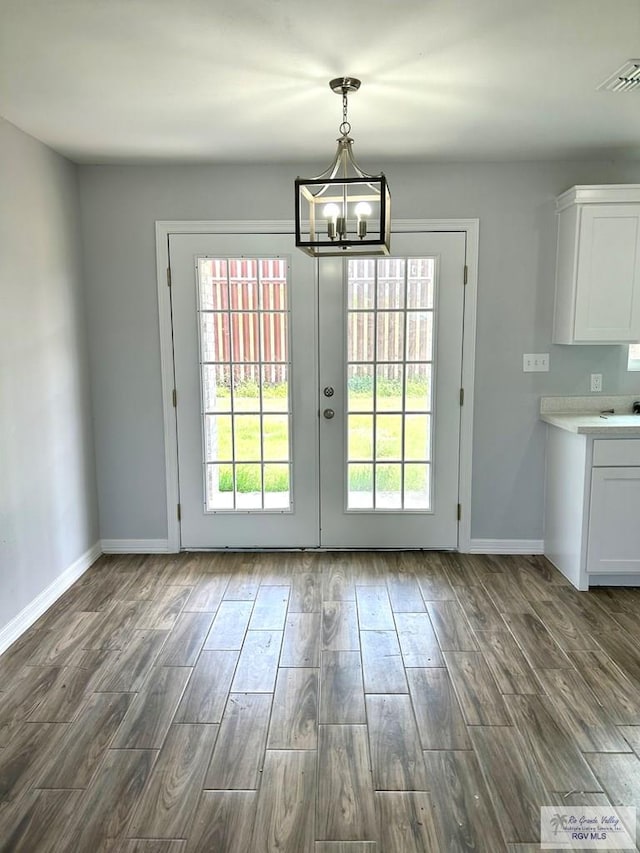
(591, 373, 603, 392)
(523, 353, 550, 372)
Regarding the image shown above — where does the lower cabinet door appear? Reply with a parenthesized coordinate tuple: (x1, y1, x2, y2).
(587, 466, 640, 573)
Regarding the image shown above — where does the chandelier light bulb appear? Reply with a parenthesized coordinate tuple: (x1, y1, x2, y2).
(323, 203, 340, 221)
(355, 201, 372, 219)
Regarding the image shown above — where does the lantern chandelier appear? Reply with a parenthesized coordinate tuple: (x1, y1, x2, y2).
(295, 77, 391, 257)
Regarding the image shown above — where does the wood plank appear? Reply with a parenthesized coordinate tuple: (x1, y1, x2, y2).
(531, 599, 601, 650)
(60, 749, 156, 851)
(414, 555, 456, 601)
(203, 601, 253, 651)
(473, 630, 542, 695)
(156, 611, 214, 665)
(585, 753, 640, 809)
(366, 694, 428, 791)
(36, 692, 132, 788)
(184, 574, 230, 612)
(205, 693, 272, 789)
(111, 666, 191, 748)
(128, 723, 218, 838)
(0, 789, 83, 853)
(351, 553, 385, 586)
(426, 601, 477, 651)
(322, 602, 359, 651)
(535, 668, 631, 752)
(120, 841, 185, 852)
(502, 613, 571, 669)
(424, 750, 506, 853)
(569, 650, 640, 725)
(0, 666, 61, 745)
(589, 587, 640, 615)
(94, 629, 169, 692)
(619, 726, 640, 757)
(174, 650, 238, 724)
(315, 845, 376, 852)
(135, 585, 190, 630)
(385, 573, 425, 613)
(186, 791, 257, 853)
(25, 653, 109, 723)
(317, 725, 376, 842)
(0, 720, 68, 804)
(319, 651, 366, 724)
(27, 611, 103, 666)
(470, 726, 548, 843)
(394, 612, 444, 667)
(249, 585, 290, 630)
(290, 573, 322, 612)
(80, 600, 148, 651)
(322, 563, 356, 602)
(360, 631, 408, 693)
(230, 630, 282, 692)
(251, 750, 316, 853)
(612, 611, 640, 639)
(355, 587, 395, 630)
(443, 652, 510, 725)
(504, 694, 601, 792)
(556, 587, 620, 634)
(267, 668, 318, 750)
(481, 575, 534, 614)
(224, 562, 261, 601)
(454, 584, 506, 632)
(377, 792, 439, 853)
(280, 613, 321, 667)
(406, 668, 471, 750)
(595, 628, 640, 683)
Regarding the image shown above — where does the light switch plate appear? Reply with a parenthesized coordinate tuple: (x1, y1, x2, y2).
(523, 353, 550, 372)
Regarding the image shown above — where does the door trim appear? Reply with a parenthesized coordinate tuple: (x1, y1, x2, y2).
(155, 218, 479, 553)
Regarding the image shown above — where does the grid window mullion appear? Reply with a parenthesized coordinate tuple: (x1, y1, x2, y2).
(400, 262, 408, 509)
(227, 267, 237, 510)
(258, 263, 265, 509)
(372, 260, 379, 509)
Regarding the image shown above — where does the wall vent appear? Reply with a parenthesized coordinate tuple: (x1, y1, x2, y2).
(598, 59, 640, 92)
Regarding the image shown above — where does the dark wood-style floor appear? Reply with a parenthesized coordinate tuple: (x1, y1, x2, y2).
(1, 551, 640, 852)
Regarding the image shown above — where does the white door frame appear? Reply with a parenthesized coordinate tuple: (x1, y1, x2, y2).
(155, 218, 479, 553)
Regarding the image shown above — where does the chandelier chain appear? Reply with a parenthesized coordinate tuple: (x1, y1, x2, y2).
(339, 89, 351, 137)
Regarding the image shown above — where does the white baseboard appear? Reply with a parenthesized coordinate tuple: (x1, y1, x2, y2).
(0, 541, 102, 656)
(468, 538, 545, 555)
(101, 539, 171, 554)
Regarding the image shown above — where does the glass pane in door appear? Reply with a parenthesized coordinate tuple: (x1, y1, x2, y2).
(346, 257, 434, 510)
(198, 257, 291, 511)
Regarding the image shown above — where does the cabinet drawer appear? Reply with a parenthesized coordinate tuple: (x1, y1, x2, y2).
(592, 438, 640, 466)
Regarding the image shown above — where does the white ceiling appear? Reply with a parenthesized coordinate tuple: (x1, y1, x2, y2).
(1, 0, 640, 164)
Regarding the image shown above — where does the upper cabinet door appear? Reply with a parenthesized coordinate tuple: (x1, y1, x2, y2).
(574, 204, 640, 342)
(553, 186, 640, 344)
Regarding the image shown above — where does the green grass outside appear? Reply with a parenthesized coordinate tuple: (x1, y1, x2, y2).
(210, 377, 430, 492)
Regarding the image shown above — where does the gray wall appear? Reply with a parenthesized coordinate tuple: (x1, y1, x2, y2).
(78, 160, 640, 544)
(0, 118, 98, 633)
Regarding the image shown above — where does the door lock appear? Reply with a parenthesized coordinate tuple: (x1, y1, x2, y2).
(323, 386, 334, 397)
(323, 408, 335, 419)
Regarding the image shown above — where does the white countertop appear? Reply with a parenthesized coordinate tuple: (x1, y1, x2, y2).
(540, 412, 640, 435)
(540, 395, 640, 435)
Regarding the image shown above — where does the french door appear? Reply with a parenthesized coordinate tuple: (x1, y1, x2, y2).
(169, 230, 465, 549)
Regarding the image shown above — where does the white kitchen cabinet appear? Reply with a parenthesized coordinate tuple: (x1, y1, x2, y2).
(553, 185, 640, 344)
(544, 424, 640, 589)
(587, 466, 640, 574)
